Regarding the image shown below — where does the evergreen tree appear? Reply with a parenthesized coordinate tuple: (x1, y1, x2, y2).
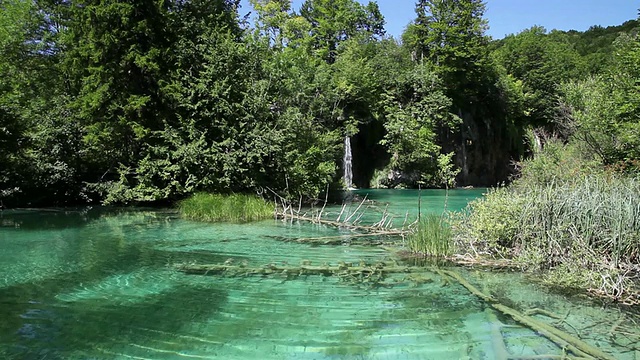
(300, 0, 384, 64)
(399, 0, 526, 186)
(64, 0, 173, 168)
(96, 0, 251, 203)
(407, 0, 489, 100)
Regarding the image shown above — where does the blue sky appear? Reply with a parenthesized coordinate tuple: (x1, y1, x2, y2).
(239, 0, 639, 39)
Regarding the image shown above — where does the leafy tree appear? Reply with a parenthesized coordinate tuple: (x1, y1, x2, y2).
(380, 65, 460, 187)
(249, 1, 346, 197)
(105, 0, 342, 202)
(398, 0, 526, 186)
(251, 0, 390, 190)
(0, 0, 83, 205)
(552, 20, 639, 74)
(562, 30, 640, 170)
(10, 0, 636, 206)
(406, 0, 489, 101)
(0, 0, 32, 201)
(492, 26, 583, 129)
(249, 0, 296, 47)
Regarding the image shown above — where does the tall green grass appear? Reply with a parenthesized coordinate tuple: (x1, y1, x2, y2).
(408, 214, 453, 257)
(454, 140, 640, 298)
(179, 193, 273, 223)
(519, 176, 640, 266)
(461, 175, 640, 262)
(457, 174, 640, 294)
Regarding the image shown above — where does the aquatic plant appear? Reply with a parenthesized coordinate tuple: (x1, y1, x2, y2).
(407, 214, 453, 257)
(178, 193, 273, 223)
(456, 173, 640, 303)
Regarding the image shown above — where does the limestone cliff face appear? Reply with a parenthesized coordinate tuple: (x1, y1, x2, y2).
(344, 108, 525, 189)
(453, 109, 524, 187)
(350, 121, 390, 188)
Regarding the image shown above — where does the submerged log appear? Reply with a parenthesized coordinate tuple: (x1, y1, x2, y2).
(276, 232, 404, 246)
(175, 261, 427, 277)
(507, 356, 591, 360)
(174, 260, 617, 359)
(174, 260, 440, 289)
(439, 269, 616, 360)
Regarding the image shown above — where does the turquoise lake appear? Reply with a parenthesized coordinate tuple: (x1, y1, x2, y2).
(0, 189, 637, 359)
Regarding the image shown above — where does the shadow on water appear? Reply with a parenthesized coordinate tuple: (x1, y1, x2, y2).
(0, 209, 232, 359)
(0, 208, 98, 230)
(1, 283, 228, 359)
(0, 207, 179, 230)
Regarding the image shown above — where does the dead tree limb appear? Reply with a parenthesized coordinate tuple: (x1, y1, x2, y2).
(439, 270, 616, 360)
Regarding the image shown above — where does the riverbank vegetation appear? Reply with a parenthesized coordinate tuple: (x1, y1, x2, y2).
(179, 193, 273, 223)
(0, 0, 554, 206)
(408, 214, 453, 257)
(453, 145, 640, 304)
(1, 0, 637, 206)
(447, 12, 640, 303)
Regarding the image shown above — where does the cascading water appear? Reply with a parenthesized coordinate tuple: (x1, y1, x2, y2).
(343, 136, 353, 189)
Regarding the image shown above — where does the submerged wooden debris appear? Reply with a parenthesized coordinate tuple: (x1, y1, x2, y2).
(175, 260, 428, 281)
(269, 232, 403, 246)
(179, 190, 627, 359)
(175, 260, 442, 289)
(269, 188, 415, 235)
(175, 261, 618, 360)
(437, 269, 616, 360)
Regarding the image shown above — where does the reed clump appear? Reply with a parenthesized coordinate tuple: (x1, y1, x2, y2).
(408, 214, 453, 257)
(456, 173, 640, 303)
(179, 193, 273, 223)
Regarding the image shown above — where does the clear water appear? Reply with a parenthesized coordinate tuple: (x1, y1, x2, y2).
(0, 190, 637, 359)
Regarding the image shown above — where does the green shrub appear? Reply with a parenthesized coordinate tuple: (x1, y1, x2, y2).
(179, 193, 273, 223)
(460, 175, 640, 262)
(408, 214, 453, 257)
(455, 170, 640, 295)
(458, 187, 527, 253)
(514, 140, 603, 189)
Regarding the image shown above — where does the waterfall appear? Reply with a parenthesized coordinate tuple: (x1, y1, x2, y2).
(343, 136, 353, 189)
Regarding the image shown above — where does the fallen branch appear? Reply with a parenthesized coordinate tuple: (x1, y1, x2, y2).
(446, 254, 519, 269)
(344, 194, 367, 223)
(587, 287, 640, 306)
(277, 212, 410, 234)
(176, 261, 428, 277)
(524, 308, 563, 320)
(278, 232, 405, 246)
(270, 186, 413, 234)
(439, 269, 616, 360)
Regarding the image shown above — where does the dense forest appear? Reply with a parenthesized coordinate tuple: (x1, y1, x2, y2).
(0, 0, 638, 207)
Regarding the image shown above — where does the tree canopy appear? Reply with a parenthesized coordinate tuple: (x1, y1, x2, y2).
(0, 0, 638, 207)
